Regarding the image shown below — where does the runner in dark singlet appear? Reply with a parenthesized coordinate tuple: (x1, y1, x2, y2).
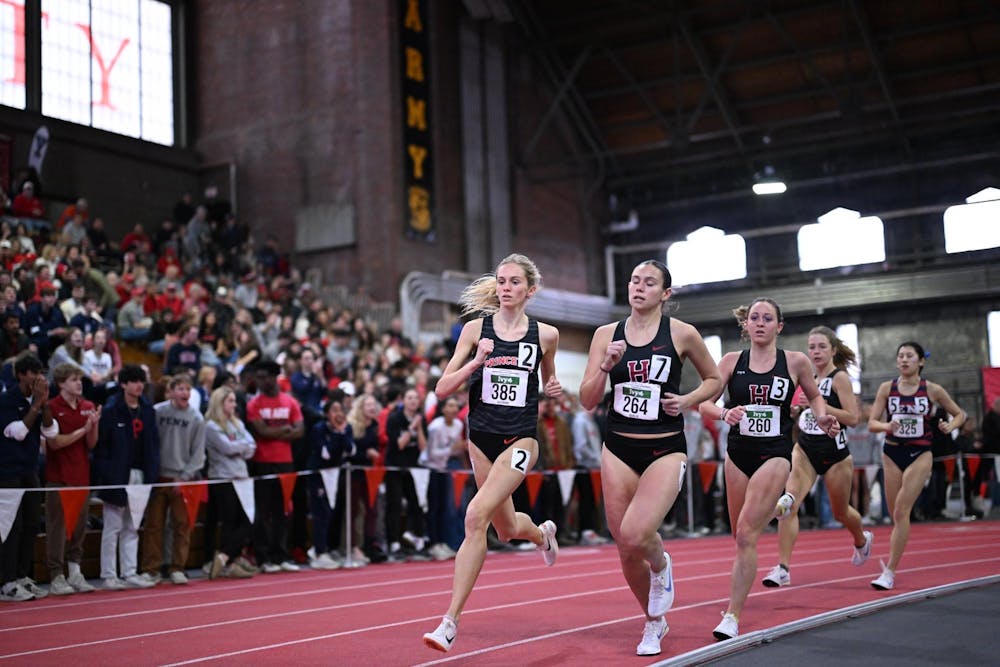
(579, 260, 721, 657)
(423, 254, 562, 653)
(761, 326, 872, 589)
(867, 341, 965, 590)
(700, 298, 839, 641)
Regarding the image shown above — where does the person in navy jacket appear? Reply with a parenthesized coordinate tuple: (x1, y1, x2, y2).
(92, 364, 160, 590)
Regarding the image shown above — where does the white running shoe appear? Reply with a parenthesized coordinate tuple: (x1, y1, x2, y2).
(102, 577, 127, 591)
(773, 492, 795, 520)
(538, 520, 558, 566)
(261, 562, 281, 574)
(871, 561, 894, 590)
(124, 574, 155, 589)
(636, 616, 668, 656)
(422, 615, 458, 652)
(713, 612, 739, 640)
(647, 551, 675, 617)
(761, 564, 790, 588)
(169, 570, 189, 585)
(49, 574, 76, 596)
(310, 552, 342, 570)
(67, 571, 95, 593)
(279, 560, 301, 572)
(852, 530, 873, 566)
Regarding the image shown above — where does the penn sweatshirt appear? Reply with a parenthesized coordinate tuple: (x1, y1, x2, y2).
(154, 401, 206, 480)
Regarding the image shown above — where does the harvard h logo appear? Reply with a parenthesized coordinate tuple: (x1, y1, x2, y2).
(628, 359, 649, 383)
(748, 384, 769, 404)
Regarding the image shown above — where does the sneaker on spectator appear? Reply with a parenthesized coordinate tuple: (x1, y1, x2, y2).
(310, 552, 342, 570)
(17, 578, 47, 599)
(1, 580, 34, 601)
(350, 546, 371, 565)
(648, 551, 674, 617)
(49, 574, 76, 596)
(102, 577, 127, 591)
(713, 612, 739, 640)
(402, 531, 427, 552)
(235, 556, 261, 574)
(169, 570, 189, 585)
(261, 562, 281, 574)
(422, 615, 458, 652)
(139, 571, 162, 586)
(538, 520, 558, 566)
(201, 561, 212, 576)
(124, 574, 155, 589)
(761, 564, 790, 588)
(67, 571, 96, 593)
(580, 529, 609, 546)
(222, 562, 254, 579)
(871, 561, 894, 590)
(279, 560, 300, 572)
(636, 616, 668, 656)
(408, 548, 433, 562)
(209, 552, 227, 580)
(852, 530, 873, 566)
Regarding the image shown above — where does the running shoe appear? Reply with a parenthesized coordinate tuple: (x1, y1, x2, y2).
(67, 571, 96, 593)
(279, 561, 301, 572)
(761, 564, 790, 588)
(17, 578, 47, 599)
(852, 530, 873, 566)
(49, 574, 76, 596)
(648, 551, 675, 616)
(636, 616, 668, 656)
(102, 577, 127, 591)
(713, 612, 739, 641)
(124, 574, 155, 589)
(169, 570, 189, 585)
(773, 492, 795, 520)
(538, 520, 558, 566)
(310, 552, 342, 570)
(422, 615, 458, 652)
(871, 561, 894, 590)
(209, 552, 227, 580)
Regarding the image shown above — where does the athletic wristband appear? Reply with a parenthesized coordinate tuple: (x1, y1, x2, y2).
(721, 408, 729, 421)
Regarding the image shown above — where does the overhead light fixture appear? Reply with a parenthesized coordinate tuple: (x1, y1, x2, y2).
(752, 164, 786, 195)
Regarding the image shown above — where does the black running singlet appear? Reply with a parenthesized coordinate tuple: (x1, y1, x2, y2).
(467, 316, 541, 437)
(798, 368, 849, 450)
(726, 348, 796, 450)
(605, 316, 684, 435)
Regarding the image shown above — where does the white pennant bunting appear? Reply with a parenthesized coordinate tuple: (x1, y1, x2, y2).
(0, 489, 25, 542)
(865, 465, 879, 489)
(410, 468, 430, 511)
(125, 484, 152, 528)
(232, 479, 255, 524)
(320, 468, 340, 510)
(557, 470, 576, 507)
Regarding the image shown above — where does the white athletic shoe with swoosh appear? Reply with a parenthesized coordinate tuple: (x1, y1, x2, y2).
(636, 616, 668, 656)
(423, 615, 458, 652)
(647, 551, 674, 616)
(538, 520, 559, 566)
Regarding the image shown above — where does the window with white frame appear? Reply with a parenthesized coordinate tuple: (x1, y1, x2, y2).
(0, 0, 27, 109)
(798, 207, 885, 271)
(41, 0, 173, 144)
(944, 188, 1000, 254)
(666, 226, 747, 287)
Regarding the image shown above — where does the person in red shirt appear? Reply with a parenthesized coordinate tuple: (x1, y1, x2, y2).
(120, 224, 150, 254)
(11, 182, 44, 219)
(246, 360, 304, 572)
(45, 364, 101, 595)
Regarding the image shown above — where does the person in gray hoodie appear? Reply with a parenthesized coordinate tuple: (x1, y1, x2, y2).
(205, 386, 257, 579)
(141, 373, 206, 585)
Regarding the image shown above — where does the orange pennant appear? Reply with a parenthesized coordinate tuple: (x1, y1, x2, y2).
(57, 489, 89, 540)
(180, 482, 207, 528)
(365, 467, 386, 508)
(966, 454, 981, 482)
(452, 471, 469, 509)
(699, 461, 718, 494)
(277, 473, 298, 515)
(525, 472, 543, 508)
(589, 470, 602, 505)
(942, 457, 955, 483)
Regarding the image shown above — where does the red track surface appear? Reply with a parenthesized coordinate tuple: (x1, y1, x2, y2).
(2, 521, 998, 666)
